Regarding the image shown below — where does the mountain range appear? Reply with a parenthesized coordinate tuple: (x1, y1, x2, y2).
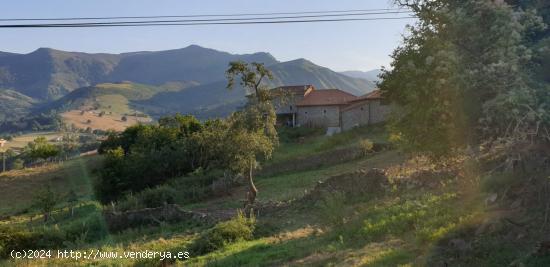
(0, 45, 378, 127)
(340, 69, 382, 83)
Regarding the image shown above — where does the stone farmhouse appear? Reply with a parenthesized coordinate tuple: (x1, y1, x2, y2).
(271, 85, 392, 134)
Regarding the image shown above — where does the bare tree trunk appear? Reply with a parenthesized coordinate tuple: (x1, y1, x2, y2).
(245, 159, 257, 217)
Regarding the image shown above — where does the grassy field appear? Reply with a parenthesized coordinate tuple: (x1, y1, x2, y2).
(0, 125, 548, 266)
(1, 132, 63, 151)
(0, 155, 102, 215)
(269, 124, 388, 164)
(61, 110, 151, 131)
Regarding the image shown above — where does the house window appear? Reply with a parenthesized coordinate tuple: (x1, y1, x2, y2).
(290, 106, 293, 111)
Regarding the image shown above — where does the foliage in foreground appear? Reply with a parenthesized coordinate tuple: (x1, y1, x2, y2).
(189, 211, 256, 255)
(380, 0, 550, 158)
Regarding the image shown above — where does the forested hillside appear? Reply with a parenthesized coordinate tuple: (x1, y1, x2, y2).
(0, 45, 375, 127)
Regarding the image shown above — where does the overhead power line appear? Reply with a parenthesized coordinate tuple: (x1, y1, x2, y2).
(0, 8, 411, 22)
(0, 11, 414, 27)
(0, 17, 417, 28)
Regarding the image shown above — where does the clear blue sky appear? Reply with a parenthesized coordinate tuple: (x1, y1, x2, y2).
(0, 0, 415, 71)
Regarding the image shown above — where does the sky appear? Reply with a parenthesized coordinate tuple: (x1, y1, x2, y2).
(0, 0, 415, 71)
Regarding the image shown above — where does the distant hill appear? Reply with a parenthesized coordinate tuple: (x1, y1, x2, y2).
(0, 45, 277, 101)
(109, 45, 278, 85)
(42, 82, 197, 131)
(0, 48, 120, 100)
(0, 89, 37, 121)
(45, 81, 200, 118)
(269, 59, 376, 95)
(142, 59, 376, 119)
(340, 69, 383, 83)
(0, 45, 378, 126)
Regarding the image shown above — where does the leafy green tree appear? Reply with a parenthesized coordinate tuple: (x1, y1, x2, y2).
(95, 115, 204, 203)
(32, 185, 59, 222)
(59, 132, 79, 160)
(25, 137, 60, 162)
(226, 61, 278, 213)
(380, 0, 549, 160)
(94, 147, 126, 203)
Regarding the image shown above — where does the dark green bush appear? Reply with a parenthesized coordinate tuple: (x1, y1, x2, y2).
(115, 172, 220, 212)
(189, 212, 255, 255)
(480, 171, 523, 193)
(0, 227, 64, 259)
(64, 213, 109, 244)
(139, 186, 177, 208)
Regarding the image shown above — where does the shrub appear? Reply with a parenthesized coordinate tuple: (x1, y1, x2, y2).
(317, 191, 348, 227)
(0, 227, 64, 259)
(359, 138, 374, 156)
(480, 172, 522, 193)
(189, 211, 255, 255)
(32, 185, 60, 222)
(64, 213, 109, 245)
(11, 158, 24, 170)
(115, 172, 218, 212)
(139, 186, 177, 208)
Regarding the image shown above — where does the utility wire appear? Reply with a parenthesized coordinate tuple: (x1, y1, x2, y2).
(0, 11, 414, 27)
(0, 8, 411, 22)
(0, 17, 417, 28)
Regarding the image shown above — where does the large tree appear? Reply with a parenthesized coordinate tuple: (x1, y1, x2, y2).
(380, 0, 549, 163)
(225, 61, 278, 214)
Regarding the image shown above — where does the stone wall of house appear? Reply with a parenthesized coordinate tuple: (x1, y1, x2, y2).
(342, 102, 370, 131)
(341, 100, 393, 130)
(296, 105, 341, 128)
(273, 94, 304, 114)
(369, 100, 392, 123)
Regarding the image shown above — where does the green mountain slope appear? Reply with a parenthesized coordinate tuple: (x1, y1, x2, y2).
(268, 59, 376, 95)
(46, 81, 196, 115)
(109, 45, 278, 85)
(0, 48, 120, 100)
(0, 89, 37, 121)
(340, 69, 382, 83)
(143, 59, 377, 119)
(0, 46, 277, 101)
(0, 45, 377, 122)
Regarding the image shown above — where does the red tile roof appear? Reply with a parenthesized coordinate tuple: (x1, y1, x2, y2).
(297, 89, 357, 107)
(349, 89, 383, 102)
(271, 85, 315, 96)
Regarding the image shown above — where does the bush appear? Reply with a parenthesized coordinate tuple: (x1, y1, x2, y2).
(190, 211, 255, 255)
(11, 158, 24, 170)
(139, 186, 177, 208)
(115, 172, 218, 212)
(359, 138, 374, 156)
(480, 172, 522, 193)
(317, 191, 348, 227)
(64, 213, 109, 245)
(0, 227, 64, 259)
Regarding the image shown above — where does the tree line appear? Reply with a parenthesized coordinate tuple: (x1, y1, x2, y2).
(95, 62, 278, 216)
